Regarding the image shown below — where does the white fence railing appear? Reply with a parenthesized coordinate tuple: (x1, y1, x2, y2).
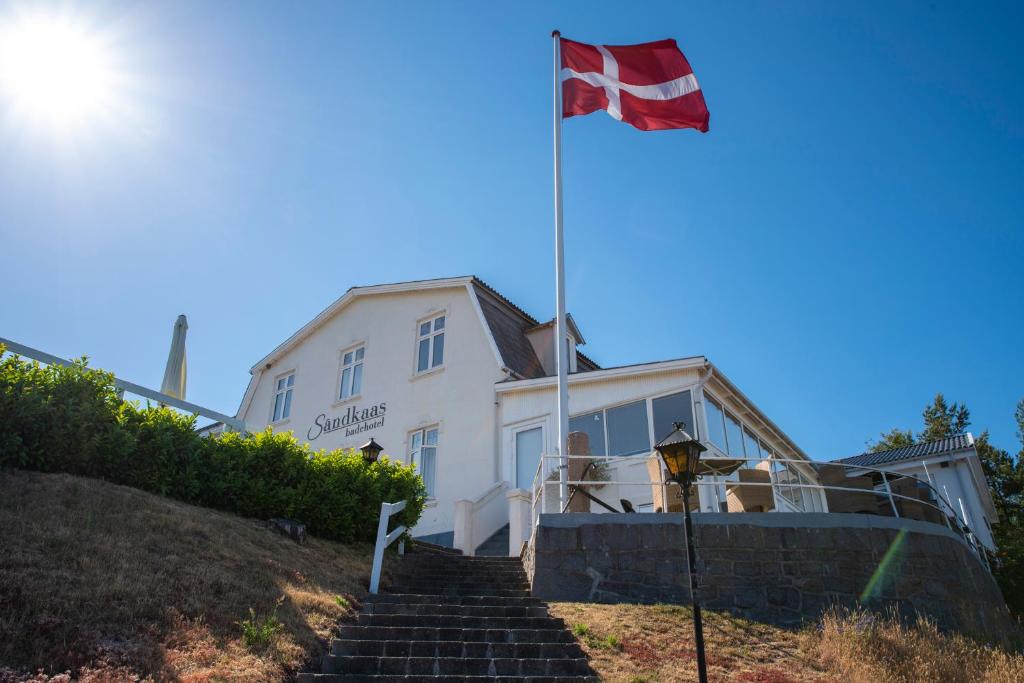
(369, 499, 407, 594)
(529, 452, 991, 569)
(1, 336, 246, 431)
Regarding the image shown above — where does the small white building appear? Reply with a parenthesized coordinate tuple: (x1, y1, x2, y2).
(232, 276, 994, 554)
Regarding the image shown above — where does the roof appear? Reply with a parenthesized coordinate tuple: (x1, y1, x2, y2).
(241, 276, 600, 402)
(836, 434, 975, 468)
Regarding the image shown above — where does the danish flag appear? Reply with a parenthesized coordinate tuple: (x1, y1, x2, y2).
(559, 35, 710, 133)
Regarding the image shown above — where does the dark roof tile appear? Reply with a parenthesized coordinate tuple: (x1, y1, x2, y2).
(835, 434, 974, 468)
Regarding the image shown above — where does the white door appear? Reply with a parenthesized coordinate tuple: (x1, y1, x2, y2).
(515, 426, 544, 490)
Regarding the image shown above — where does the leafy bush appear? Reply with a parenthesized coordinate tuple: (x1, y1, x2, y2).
(0, 346, 425, 543)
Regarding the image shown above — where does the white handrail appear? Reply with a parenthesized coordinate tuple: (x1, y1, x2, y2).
(369, 499, 407, 594)
(1, 336, 246, 431)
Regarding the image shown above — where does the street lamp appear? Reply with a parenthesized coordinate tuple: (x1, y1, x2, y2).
(360, 438, 383, 464)
(654, 421, 709, 683)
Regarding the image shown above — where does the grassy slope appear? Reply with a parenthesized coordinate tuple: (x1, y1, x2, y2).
(549, 602, 1024, 683)
(0, 470, 373, 681)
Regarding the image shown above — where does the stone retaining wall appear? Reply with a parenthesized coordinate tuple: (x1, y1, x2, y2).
(528, 512, 1011, 635)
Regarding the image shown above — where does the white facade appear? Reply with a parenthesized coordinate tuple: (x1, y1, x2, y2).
(233, 277, 994, 555)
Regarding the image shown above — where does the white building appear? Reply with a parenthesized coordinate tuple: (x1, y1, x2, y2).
(233, 276, 995, 554)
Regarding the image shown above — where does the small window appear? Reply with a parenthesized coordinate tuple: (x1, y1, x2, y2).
(272, 373, 295, 422)
(606, 399, 650, 457)
(569, 410, 607, 456)
(416, 314, 445, 373)
(743, 429, 761, 468)
(410, 426, 439, 496)
(339, 345, 365, 400)
(724, 412, 745, 457)
(652, 390, 695, 445)
(704, 397, 728, 453)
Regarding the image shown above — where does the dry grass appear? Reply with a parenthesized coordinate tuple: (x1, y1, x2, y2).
(549, 602, 1024, 683)
(549, 602, 827, 683)
(0, 470, 374, 682)
(811, 608, 1024, 683)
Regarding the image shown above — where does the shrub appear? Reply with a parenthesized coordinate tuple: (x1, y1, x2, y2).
(0, 346, 425, 543)
(238, 605, 284, 652)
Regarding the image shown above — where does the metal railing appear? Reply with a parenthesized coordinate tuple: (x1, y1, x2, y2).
(1, 336, 246, 431)
(529, 452, 991, 568)
(369, 499, 407, 594)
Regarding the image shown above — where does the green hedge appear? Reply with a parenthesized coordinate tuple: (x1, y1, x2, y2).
(0, 346, 425, 543)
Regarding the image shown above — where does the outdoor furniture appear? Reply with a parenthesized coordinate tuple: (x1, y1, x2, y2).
(725, 467, 775, 512)
(647, 454, 697, 512)
(816, 464, 879, 515)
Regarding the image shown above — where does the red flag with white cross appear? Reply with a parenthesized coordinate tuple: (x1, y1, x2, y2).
(559, 35, 710, 132)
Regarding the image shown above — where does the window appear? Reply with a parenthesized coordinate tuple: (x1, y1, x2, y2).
(339, 345, 365, 400)
(704, 397, 728, 453)
(569, 410, 607, 456)
(272, 373, 294, 422)
(652, 391, 695, 445)
(416, 314, 445, 373)
(742, 429, 762, 468)
(410, 426, 438, 496)
(606, 400, 650, 457)
(724, 412, 745, 457)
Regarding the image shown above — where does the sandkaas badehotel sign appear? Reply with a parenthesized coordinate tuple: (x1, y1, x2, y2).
(306, 401, 386, 441)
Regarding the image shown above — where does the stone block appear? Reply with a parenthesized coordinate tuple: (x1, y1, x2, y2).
(733, 586, 766, 609)
(730, 525, 764, 549)
(697, 524, 730, 548)
(734, 561, 762, 577)
(541, 526, 579, 551)
(766, 586, 801, 611)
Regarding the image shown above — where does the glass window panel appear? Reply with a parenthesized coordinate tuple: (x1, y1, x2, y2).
(652, 391, 694, 445)
(606, 400, 650, 457)
(273, 393, 283, 421)
(417, 339, 430, 371)
(282, 389, 292, 419)
(434, 316, 445, 331)
(743, 429, 761, 466)
(286, 374, 294, 387)
(277, 377, 286, 391)
(724, 413, 745, 457)
(355, 347, 364, 361)
(343, 351, 353, 365)
(425, 428, 438, 446)
(515, 427, 543, 489)
(432, 333, 444, 367)
(351, 364, 362, 395)
(421, 446, 436, 496)
(569, 411, 607, 457)
(411, 431, 423, 451)
(419, 321, 431, 336)
(340, 367, 352, 398)
(704, 398, 727, 452)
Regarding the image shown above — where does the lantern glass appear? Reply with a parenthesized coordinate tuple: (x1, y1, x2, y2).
(360, 438, 383, 463)
(654, 422, 706, 483)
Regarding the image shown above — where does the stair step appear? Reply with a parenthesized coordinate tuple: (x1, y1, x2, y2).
(356, 614, 564, 629)
(410, 541, 463, 555)
(365, 593, 544, 607)
(299, 675, 598, 683)
(322, 655, 592, 676)
(366, 603, 548, 617)
(338, 625, 578, 643)
(384, 588, 532, 599)
(330, 639, 584, 659)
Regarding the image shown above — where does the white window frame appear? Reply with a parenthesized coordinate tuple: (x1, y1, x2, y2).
(409, 425, 440, 498)
(271, 371, 295, 424)
(414, 312, 446, 375)
(337, 343, 365, 401)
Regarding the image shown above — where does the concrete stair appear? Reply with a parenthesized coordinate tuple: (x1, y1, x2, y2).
(475, 523, 511, 556)
(299, 541, 596, 682)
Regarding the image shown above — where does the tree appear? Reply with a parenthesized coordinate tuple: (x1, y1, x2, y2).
(920, 393, 971, 443)
(868, 393, 970, 452)
(869, 427, 916, 452)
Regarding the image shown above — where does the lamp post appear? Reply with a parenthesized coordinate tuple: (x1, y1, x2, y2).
(360, 438, 383, 464)
(654, 421, 709, 683)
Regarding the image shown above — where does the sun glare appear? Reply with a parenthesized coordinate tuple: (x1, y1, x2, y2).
(0, 13, 120, 131)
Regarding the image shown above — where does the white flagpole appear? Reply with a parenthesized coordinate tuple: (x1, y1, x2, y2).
(552, 30, 569, 509)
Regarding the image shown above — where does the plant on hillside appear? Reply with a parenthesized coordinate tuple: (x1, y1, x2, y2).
(238, 605, 284, 652)
(0, 345, 426, 543)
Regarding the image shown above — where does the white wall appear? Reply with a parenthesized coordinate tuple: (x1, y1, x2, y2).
(241, 285, 506, 539)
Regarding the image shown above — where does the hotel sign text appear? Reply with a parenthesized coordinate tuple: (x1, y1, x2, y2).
(307, 401, 386, 441)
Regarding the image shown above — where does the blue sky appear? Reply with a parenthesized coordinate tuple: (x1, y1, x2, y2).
(2, 1, 1021, 458)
